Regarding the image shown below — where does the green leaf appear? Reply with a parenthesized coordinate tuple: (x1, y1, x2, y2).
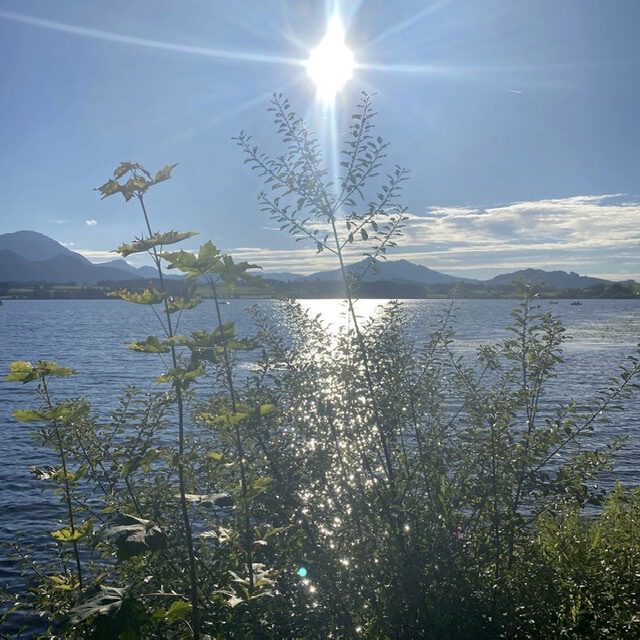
(184, 492, 234, 507)
(166, 295, 202, 313)
(71, 586, 149, 636)
(206, 451, 224, 461)
(70, 586, 126, 623)
(46, 574, 75, 591)
(121, 176, 150, 201)
(128, 336, 171, 353)
(152, 163, 179, 185)
(5, 360, 75, 383)
(113, 162, 134, 179)
(199, 411, 249, 426)
(165, 599, 192, 624)
(95, 179, 123, 200)
(104, 513, 167, 561)
(112, 288, 166, 305)
(162, 240, 222, 278)
(155, 366, 204, 384)
(51, 519, 92, 542)
(115, 230, 198, 257)
(14, 408, 53, 423)
(249, 477, 273, 496)
(219, 254, 262, 289)
(258, 403, 275, 416)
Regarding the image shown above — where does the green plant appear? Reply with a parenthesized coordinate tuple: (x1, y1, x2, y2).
(3, 96, 640, 639)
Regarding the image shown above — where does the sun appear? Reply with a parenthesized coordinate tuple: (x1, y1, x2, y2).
(305, 16, 355, 104)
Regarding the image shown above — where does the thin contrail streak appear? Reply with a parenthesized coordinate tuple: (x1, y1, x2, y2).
(0, 9, 304, 67)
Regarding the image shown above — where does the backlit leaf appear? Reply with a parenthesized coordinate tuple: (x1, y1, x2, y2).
(128, 336, 171, 353)
(152, 163, 179, 184)
(95, 179, 122, 200)
(112, 288, 165, 305)
(115, 231, 198, 257)
(165, 599, 191, 624)
(5, 360, 75, 383)
(155, 366, 204, 384)
(51, 519, 92, 543)
(104, 513, 167, 561)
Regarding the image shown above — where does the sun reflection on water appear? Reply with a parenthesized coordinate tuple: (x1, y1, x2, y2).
(297, 298, 392, 335)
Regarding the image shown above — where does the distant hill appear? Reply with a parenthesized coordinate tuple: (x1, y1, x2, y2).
(98, 258, 168, 279)
(0, 249, 143, 284)
(485, 268, 609, 290)
(0, 230, 632, 296)
(0, 230, 90, 263)
(262, 271, 307, 282)
(0, 230, 156, 283)
(304, 258, 471, 285)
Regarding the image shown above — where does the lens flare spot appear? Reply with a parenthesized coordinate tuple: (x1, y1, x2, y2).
(297, 566, 308, 578)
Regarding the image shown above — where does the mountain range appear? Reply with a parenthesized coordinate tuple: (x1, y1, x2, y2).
(0, 231, 168, 284)
(265, 258, 612, 290)
(0, 230, 631, 292)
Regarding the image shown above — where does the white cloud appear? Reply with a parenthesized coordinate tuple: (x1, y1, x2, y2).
(85, 219, 98, 226)
(76, 249, 117, 261)
(228, 194, 639, 279)
(76, 195, 638, 279)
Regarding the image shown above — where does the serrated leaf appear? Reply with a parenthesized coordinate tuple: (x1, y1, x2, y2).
(166, 295, 202, 313)
(155, 366, 204, 384)
(184, 492, 234, 507)
(162, 240, 221, 277)
(14, 408, 53, 423)
(104, 513, 167, 560)
(152, 163, 179, 184)
(51, 519, 92, 543)
(165, 599, 191, 624)
(95, 179, 123, 200)
(5, 360, 75, 383)
(115, 231, 198, 257)
(128, 336, 171, 353)
(112, 288, 165, 305)
(46, 574, 75, 591)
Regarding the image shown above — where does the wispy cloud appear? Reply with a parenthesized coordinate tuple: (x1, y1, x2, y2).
(76, 249, 116, 261)
(85, 219, 98, 226)
(77, 195, 637, 279)
(229, 195, 639, 279)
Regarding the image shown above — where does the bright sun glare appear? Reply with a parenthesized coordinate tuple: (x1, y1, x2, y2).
(305, 16, 355, 104)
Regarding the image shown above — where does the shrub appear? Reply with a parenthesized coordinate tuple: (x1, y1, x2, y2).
(3, 96, 640, 639)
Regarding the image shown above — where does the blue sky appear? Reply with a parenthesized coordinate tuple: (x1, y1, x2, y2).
(1, 0, 638, 279)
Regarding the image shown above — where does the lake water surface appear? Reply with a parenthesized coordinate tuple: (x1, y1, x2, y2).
(1, 298, 639, 613)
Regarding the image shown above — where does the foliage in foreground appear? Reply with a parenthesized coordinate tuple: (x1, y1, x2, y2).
(2, 97, 640, 639)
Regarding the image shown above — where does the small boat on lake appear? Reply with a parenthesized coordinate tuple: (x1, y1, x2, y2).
(570, 301, 583, 306)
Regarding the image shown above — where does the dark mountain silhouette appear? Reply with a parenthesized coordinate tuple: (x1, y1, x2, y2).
(485, 268, 609, 290)
(99, 258, 166, 279)
(0, 230, 156, 283)
(0, 231, 628, 294)
(304, 258, 472, 285)
(0, 230, 90, 263)
(0, 250, 143, 283)
(262, 271, 307, 282)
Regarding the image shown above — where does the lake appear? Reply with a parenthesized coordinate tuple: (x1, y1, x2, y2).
(0, 297, 639, 612)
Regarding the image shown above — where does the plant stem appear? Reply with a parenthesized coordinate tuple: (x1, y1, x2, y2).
(207, 277, 255, 592)
(137, 193, 200, 639)
(41, 378, 83, 590)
